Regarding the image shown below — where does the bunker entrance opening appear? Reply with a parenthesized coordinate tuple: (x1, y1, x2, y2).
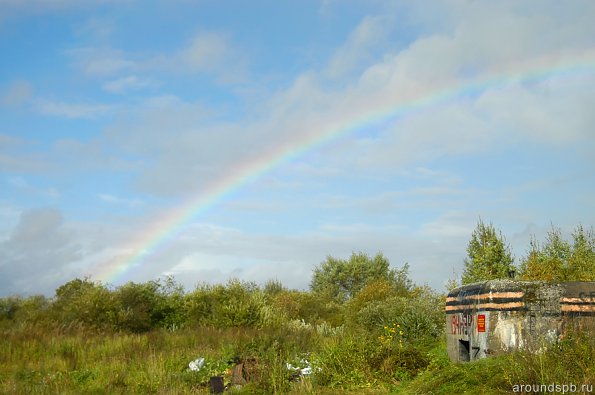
(459, 340, 470, 362)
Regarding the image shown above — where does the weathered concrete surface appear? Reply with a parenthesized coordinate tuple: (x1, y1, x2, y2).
(445, 280, 595, 362)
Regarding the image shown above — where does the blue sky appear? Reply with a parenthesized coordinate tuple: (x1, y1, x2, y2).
(1, 0, 594, 296)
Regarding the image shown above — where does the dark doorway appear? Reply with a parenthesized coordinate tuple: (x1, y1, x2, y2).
(459, 340, 470, 362)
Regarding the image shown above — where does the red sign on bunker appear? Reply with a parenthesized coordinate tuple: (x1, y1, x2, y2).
(477, 314, 486, 332)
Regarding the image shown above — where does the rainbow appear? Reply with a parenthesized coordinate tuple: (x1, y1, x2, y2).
(91, 51, 595, 284)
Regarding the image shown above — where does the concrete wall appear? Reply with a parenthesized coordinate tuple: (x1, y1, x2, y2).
(445, 280, 595, 362)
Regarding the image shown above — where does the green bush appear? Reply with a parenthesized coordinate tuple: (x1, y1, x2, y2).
(312, 333, 376, 389)
(52, 278, 115, 330)
(310, 252, 412, 302)
(151, 276, 187, 330)
(352, 286, 444, 344)
(520, 225, 595, 281)
(112, 281, 161, 333)
(503, 331, 595, 390)
(0, 296, 22, 321)
(184, 279, 267, 328)
(272, 290, 344, 326)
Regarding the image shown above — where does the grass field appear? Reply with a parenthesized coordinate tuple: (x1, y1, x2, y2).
(0, 324, 391, 394)
(2, 322, 594, 394)
(1, 258, 594, 394)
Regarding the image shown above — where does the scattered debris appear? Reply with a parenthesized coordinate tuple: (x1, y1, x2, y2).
(186, 355, 319, 390)
(188, 357, 205, 372)
(209, 376, 225, 394)
(286, 358, 318, 379)
(231, 360, 247, 385)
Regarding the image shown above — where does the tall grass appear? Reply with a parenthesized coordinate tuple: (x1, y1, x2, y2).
(0, 324, 327, 394)
(2, 274, 593, 393)
(400, 332, 595, 395)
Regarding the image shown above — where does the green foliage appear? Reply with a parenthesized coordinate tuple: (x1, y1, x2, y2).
(0, 296, 23, 321)
(1, 227, 591, 393)
(310, 251, 411, 302)
(312, 334, 377, 389)
(49, 277, 188, 333)
(52, 278, 115, 330)
(347, 279, 399, 314)
(0, 295, 50, 328)
(263, 279, 287, 297)
(112, 281, 162, 333)
(153, 276, 187, 330)
(520, 225, 595, 281)
(502, 331, 595, 391)
(462, 220, 515, 285)
(184, 279, 267, 328)
(350, 285, 444, 344)
(273, 290, 343, 326)
(400, 352, 511, 395)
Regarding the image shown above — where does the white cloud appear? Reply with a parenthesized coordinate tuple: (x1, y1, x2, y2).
(102, 75, 156, 94)
(417, 211, 479, 240)
(75, 16, 116, 43)
(325, 15, 394, 79)
(69, 31, 246, 83)
(2, 2, 593, 296)
(7, 176, 60, 199)
(155, 31, 248, 83)
(1, 80, 32, 107)
(93, 2, 595, 194)
(178, 33, 230, 70)
(0, 208, 83, 295)
(71, 217, 471, 293)
(99, 193, 143, 207)
(7, 176, 27, 188)
(36, 98, 114, 119)
(475, 72, 595, 142)
(69, 47, 136, 76)
(0, 135, 49, 172)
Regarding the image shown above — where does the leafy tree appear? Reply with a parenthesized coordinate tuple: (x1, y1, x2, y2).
(310, 251, 411, 302)
(263, 279, 286, 297)
(568, 225, 595, 280)
(184, 279, 266, 328)
(351, 285, 444, 342)
(462, 220, 515, 285)
(520, 225, 595, 281)
(113, 280, 164, 332)
(53, 278, 114, 329)
(0, 295, 50, 325)
(0, 296, 23, 321)
(273, 289, 343, 326)
(347, 279, 396, 313)
(153, 276, 187, 330)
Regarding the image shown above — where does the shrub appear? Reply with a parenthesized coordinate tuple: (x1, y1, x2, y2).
(310, 252, 412, 302)
(353, 286, 444, 343)
(52, 279, 115, 330)
(503, 330, 595, 389)
(312, 333, 376, 389)
(272, 290, 343, 326)
(184, 279, 267, 328)
(112, 281, 162, 333)
(0, 296, 22, 321)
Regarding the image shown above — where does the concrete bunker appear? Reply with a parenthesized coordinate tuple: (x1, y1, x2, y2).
(445, 280, 595, 362)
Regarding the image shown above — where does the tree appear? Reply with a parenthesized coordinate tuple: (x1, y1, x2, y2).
(462, 220, 515, 285)
(310, 251, 411, 302)
(520, 225, 595, 281)
(113, 280, 165, 332)
(52, 278, 114, 329)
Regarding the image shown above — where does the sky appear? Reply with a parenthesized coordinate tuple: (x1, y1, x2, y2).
(1, 0, 594, 297)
